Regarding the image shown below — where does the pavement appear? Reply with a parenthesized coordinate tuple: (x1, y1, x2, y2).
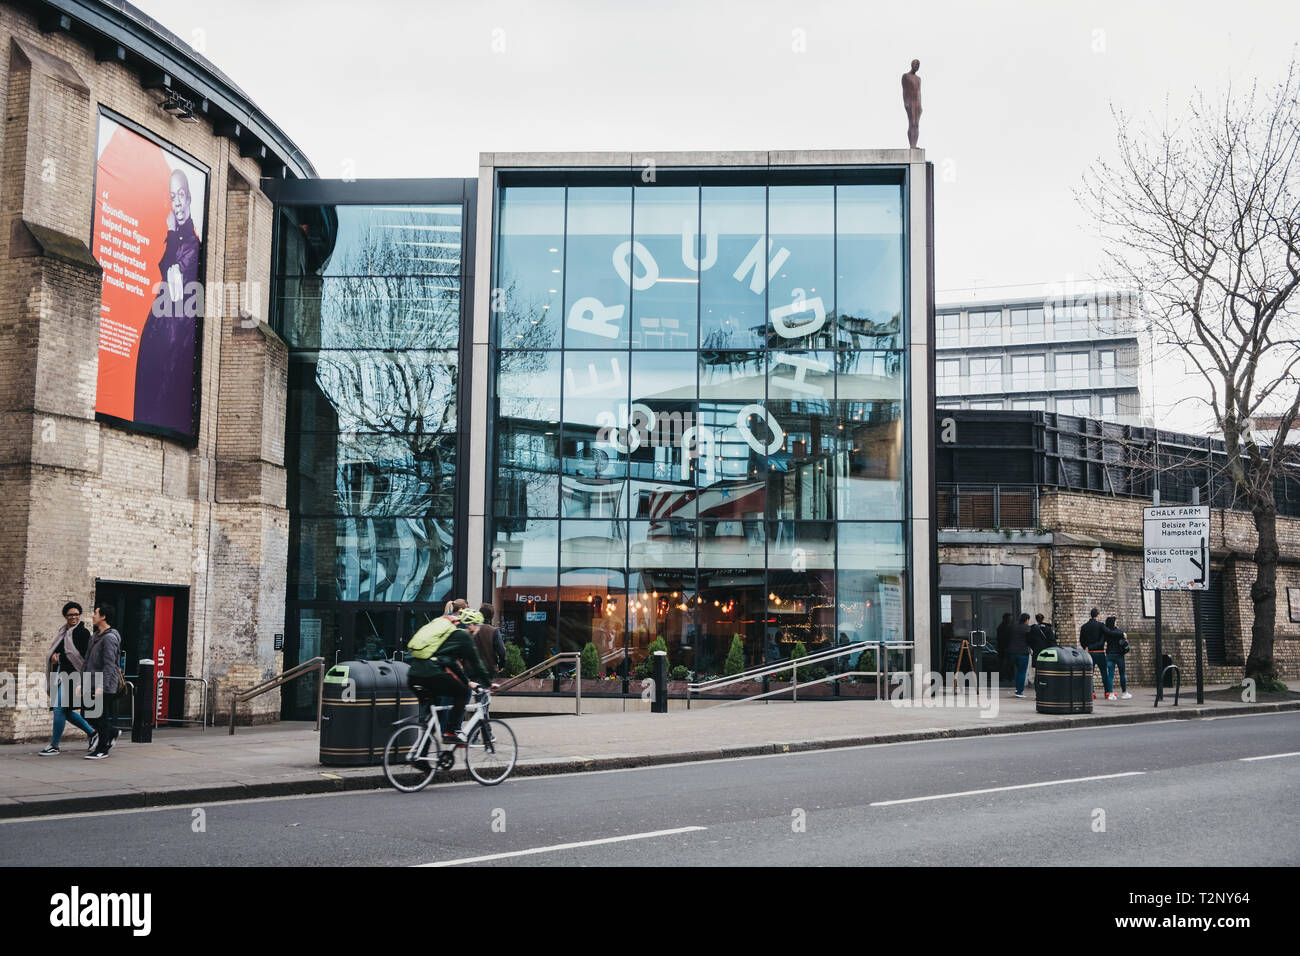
(2, 683, 1297, 819)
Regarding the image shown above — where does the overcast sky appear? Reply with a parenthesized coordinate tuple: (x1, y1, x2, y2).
(134, 0, 1300, 432)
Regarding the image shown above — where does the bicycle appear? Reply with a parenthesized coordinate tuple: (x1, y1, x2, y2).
(382, 686, 518, 791)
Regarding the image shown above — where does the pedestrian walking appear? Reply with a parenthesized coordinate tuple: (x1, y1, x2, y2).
(1104, 615, 1132, 700)
(1008, 613, 1033, 697)
(1078, 607, 1113, 700)
(40, 602, 97, 755)
(471, 603, 507, 675)
(82, 604, 124, 759)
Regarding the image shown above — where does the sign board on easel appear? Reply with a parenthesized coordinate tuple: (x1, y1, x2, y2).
(1143, 506, 1209, 591)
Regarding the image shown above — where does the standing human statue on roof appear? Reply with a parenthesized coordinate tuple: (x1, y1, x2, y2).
(902, 59, 922, 148)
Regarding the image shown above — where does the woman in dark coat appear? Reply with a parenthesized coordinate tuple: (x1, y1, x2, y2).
(40, 602, 97, 755)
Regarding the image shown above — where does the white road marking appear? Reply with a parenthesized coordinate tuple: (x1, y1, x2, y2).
(416, 826, 708, 867)
(870, 771, 1146, 806)
(1239, 751, 1300, 762)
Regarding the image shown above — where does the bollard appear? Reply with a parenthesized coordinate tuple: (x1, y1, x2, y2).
(652, 650, 668, 713)
(132, 658, 155, 743)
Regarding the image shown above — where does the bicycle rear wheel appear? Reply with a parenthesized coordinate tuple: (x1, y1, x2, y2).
(382, 724, 438, 793)
(464, 719, 517, 785)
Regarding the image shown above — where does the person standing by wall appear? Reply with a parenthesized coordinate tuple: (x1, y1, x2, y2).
(1009, 613, 1033, 698)
(82, 605, 124, 759)
(1079, 607, 1113, 700)
(1104, 616, 1131, 700)
(40, 602, 97, 755)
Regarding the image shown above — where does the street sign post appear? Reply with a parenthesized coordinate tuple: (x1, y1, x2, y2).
(1143, 505, 1210, 590)
(1143, 503, 1210, 703)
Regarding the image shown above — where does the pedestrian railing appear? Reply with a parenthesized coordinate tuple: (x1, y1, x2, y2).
(228, 657, 325, 735)
(495, 652, 584, 715)
(154, 675, 210, 729)
(687, 641, 915, 708)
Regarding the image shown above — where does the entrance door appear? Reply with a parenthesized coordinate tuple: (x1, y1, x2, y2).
(941, 589, 1018, 673)
(93, 582, 189, 725)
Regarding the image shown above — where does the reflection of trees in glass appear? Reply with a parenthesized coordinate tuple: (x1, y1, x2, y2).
(303, 206, 464, 603)
(496, 275, 565, 517)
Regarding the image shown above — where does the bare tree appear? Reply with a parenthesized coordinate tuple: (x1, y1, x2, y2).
(1083, 57, 1300, 684)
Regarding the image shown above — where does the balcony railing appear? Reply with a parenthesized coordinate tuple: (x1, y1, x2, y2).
(937, 484, 1039, 530)
(936, 366, 1138, 397)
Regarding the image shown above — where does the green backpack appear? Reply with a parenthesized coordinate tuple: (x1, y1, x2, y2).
(407, 617, 456, 660)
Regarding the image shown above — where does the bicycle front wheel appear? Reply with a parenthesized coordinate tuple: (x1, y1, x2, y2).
(464, 719, 517, 785)
(382, 724, 438, 793)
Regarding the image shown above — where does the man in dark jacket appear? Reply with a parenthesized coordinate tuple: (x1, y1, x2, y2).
(82, 604, 123, 759)
(41, 602, 97, 755)
(1078, 607, 1113, 699)
(408, 621, 493, 745)
(1008, 613, 1033, 697)
(471, 603, 507, 675)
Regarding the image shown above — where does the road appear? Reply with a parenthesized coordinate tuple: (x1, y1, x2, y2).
(3, 713, 1296, 867)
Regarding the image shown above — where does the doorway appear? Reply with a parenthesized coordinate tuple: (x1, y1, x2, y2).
(93, 581, 189, 725)
(941, 588, 1019, 673)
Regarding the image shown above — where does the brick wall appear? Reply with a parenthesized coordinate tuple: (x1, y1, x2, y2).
(0, 8, 289, 740)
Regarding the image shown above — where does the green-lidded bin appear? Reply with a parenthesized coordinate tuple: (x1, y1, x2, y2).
(320, 660, 419, 766)
(1034, 645, 1093, 714)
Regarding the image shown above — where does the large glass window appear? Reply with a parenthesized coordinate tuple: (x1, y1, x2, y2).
(968, 310, 1002, 346)
(837, 185, 904, 350)
(1011, 353, 1046, 391)
(970, 357, 1002, 392)
(278, 202, 466, 611)
(768, 185, 835, 349)
(496, 187, 565, 348)
(631, 186, 699, 349)
(1054, 352, 1089, 389)
(936, 312, 960, 349)
(490, 173, 911, 678)
(937, 358, 961, 395)
(1098, 350, 1116, 387)
(1009, 307, 1044, 344)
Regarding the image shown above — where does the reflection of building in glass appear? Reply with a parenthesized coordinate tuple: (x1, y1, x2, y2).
(477, 157, 929, 678)
(274, 187, 472, 689)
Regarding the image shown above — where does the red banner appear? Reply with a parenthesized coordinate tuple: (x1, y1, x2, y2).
(153, 596, 173, 726)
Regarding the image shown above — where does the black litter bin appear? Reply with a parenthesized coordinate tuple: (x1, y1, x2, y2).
(1034, 646, 1093, 714)
(320, 660, 419, 766)
(1160, 653, 1175, 688)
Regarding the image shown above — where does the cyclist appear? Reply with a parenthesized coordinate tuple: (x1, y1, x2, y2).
(406, 608, 494, 745)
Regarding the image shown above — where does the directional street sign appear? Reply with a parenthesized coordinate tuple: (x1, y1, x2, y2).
(1143, 505, 1210, 591)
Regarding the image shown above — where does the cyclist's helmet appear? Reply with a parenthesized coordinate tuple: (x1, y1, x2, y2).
(457, 609, 484, 626)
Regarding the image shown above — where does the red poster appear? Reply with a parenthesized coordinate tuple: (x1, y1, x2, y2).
(92, 112, 208, 441)
(153, 596, 174, 726)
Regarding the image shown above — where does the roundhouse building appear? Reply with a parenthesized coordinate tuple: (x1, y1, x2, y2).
(1, 0, 311, 741)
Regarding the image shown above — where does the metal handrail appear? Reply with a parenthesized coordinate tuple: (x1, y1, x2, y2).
(1154, 664, 1181, 708)
(599, 647, 629, 668)
(154, 675, 210, 729)
(495, 652, 583, 715)
(690, 642, 871, 695)
(688, 641, 915, 707)
(228, 657, 325, 735)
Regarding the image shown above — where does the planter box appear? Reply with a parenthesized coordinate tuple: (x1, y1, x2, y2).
(497, 678, 551, 694)
(837, 681, 878, 699)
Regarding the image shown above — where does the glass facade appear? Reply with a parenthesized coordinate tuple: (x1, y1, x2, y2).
(276, 200, 468, 696)
(489, 173, 909, 676)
